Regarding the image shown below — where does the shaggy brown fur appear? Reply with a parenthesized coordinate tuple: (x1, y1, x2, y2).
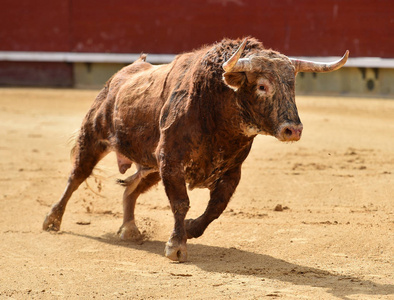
(43, 37, 304, 262)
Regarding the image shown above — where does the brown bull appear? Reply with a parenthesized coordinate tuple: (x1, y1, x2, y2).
(43, 37, 348, 262)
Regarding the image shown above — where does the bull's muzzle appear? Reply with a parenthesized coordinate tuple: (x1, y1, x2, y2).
(277, 122, 303, 142)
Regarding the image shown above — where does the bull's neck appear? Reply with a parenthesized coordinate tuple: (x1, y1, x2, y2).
(207, 94, 255, 145)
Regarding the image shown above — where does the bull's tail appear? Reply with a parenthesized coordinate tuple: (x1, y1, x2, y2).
(68, 129, 80, 163)
(67, 130, 109, 198)
(116, 179, 128, 186)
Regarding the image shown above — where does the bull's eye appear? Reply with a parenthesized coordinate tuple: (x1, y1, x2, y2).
(256, 78, 273, 97)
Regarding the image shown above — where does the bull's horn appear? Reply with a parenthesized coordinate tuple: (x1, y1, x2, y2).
(223, 38, 251, 72)
(290, 50, 349, 73)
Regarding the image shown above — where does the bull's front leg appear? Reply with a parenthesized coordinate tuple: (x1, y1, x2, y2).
(159, 157, 190, 262)
(185, 165, 241, 239)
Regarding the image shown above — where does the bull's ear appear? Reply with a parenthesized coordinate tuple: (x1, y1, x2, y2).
(223, 72, 246, 91)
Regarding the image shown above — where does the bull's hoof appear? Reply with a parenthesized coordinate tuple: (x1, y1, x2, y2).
(117, 221, 143, 244)
(42, 213, 61, 231)
(165, 240, 188, 262)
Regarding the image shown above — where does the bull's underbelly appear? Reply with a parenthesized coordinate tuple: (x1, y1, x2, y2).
(185, 171, 221, 190)
(183, 140, 253, 190)
(184, 158, 235, 190)
(112, 112, 161, 168)
(112, 128, 159, 169)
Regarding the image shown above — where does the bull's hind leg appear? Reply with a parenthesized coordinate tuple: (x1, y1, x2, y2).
(43, 135, 109, 231)
(117, 167, 160, 242)
(185, 166, 241, 239)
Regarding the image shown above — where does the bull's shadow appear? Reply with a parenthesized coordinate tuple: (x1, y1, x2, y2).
(67, 232, 393, 300)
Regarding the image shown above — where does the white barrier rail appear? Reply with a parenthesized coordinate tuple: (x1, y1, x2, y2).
(0, 51, 393, 68)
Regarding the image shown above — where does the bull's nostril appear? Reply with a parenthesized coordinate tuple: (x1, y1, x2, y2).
(284, 128, 293, 137)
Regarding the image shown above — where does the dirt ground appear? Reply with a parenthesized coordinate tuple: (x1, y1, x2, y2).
(0, 88, 393, 299)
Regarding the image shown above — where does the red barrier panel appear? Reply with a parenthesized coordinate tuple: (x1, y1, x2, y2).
(1, 0, 393, 57)
(0, 0, 71, 52)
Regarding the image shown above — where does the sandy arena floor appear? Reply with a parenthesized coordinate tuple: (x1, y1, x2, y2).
(0, 88, 393, 299)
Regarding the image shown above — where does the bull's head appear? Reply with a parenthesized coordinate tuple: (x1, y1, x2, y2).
(222, 39, 349, 142)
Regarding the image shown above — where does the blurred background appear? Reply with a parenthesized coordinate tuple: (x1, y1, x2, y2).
(0, 0, 393, 95)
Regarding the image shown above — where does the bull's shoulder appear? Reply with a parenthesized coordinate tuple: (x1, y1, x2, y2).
(159, 88, 191, 131)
